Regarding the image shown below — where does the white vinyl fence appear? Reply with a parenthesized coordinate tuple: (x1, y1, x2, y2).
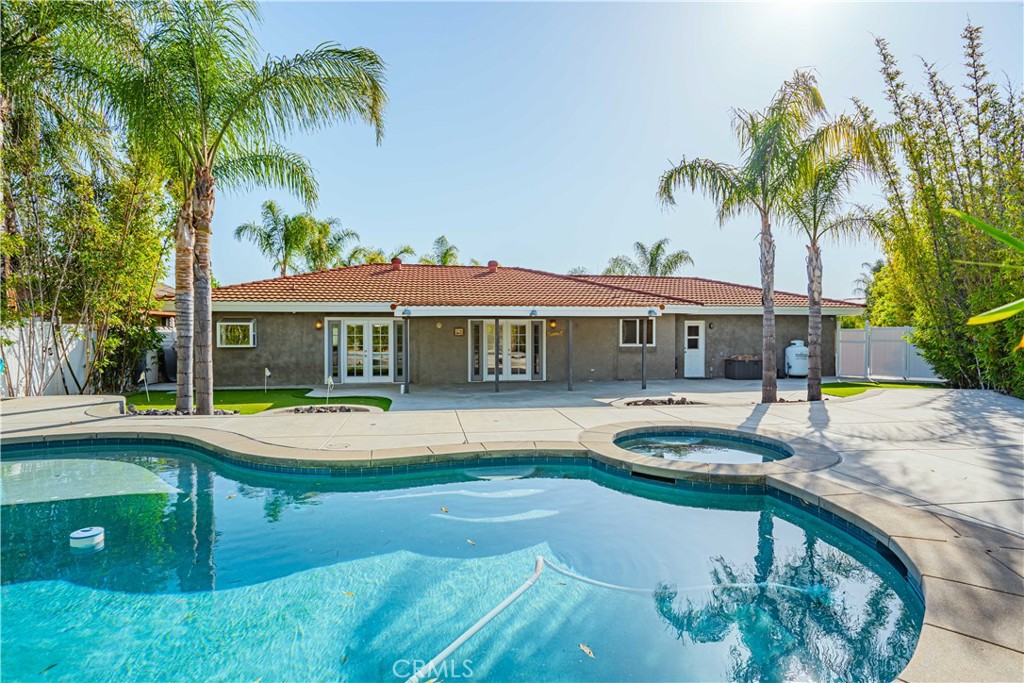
(0, 322, 91, 397)
(837, 326, 942, 382)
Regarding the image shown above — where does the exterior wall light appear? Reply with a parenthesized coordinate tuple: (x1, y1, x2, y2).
(314, 320, 323, 330)
(549, 320, 557, 329)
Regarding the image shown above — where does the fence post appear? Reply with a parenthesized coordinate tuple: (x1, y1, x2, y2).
(835, 318, 840, 380)
(864, 322, 871, 381)
(905, 325, 913, 378)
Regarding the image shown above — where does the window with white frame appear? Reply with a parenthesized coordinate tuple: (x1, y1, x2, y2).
(619, 318, 656, 347)
(217, 320, 256, 348)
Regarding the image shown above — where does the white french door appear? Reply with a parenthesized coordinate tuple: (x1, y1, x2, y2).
(326, 319, 393, 383)
(471, 319, 544, 382)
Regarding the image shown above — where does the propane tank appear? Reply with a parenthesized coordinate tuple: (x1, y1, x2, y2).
(785, 340, 809, 378)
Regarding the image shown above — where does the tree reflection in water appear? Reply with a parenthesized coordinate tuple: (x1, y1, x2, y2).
(653, 510, 919, 683)
(1, 456, 327, 594)
(2, 460, 220, 594)
(234, 483, 322, 523)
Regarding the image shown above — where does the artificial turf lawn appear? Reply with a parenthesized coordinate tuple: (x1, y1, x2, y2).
(820, 381, 944, 397)
(123, 388, 392, 414)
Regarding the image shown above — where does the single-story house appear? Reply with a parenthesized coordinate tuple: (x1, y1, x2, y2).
(189, 259, 861, 388)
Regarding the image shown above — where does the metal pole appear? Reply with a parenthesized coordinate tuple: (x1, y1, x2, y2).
(567, 319, 574, 392)
(494, 317, 500, 393)
(403, 316, 411, 394)
(641, 318, 648, 390)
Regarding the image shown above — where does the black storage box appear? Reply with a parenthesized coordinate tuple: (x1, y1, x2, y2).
(724, 358, 762, 380)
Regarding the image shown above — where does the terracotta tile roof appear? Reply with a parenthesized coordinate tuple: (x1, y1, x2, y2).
(153, 283, 176, 301)
(201, 263, 858, 310)
(574, 275, 854, 308)
(210, 264, 677, 308)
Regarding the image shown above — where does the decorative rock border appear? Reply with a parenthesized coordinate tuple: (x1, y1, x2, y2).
(280, 404, 381, 414)
(609, 396, 703, 407)
(2, 402, 1021, 681)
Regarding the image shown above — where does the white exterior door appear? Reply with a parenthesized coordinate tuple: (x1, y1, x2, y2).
(476, 320, 541, 382)
(683, 321, 706, 378)
(326, 320, 393, 383)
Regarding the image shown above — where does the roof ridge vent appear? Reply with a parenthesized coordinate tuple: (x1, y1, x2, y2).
(391, 257, 403, 271)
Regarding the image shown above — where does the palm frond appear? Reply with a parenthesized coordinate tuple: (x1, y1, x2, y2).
(658, 157, 741, 212)
(211, 42, 387, 155)
(213, 143, 319, 207)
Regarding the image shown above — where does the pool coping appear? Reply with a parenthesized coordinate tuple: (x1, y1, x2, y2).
(2, 410, 1022, 680)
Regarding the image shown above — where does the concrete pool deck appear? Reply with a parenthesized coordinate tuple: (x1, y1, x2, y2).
(2, 384, 1023, 680)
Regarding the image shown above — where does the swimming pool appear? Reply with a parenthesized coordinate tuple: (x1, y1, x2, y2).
(1, 443, 922, 682)
(614, 430, 791, 464)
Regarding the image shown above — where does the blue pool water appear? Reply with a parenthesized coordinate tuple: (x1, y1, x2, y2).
(1, 445, 922, 682)
(615, 431, 790, 464)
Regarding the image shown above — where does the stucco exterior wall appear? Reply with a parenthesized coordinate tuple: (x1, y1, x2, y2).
(408, 317, 469, 384)
(675, 314, 837, 378)
(543, 316, 676, 382)
(212, 312, 334, 387)
(212, 310, 835, 387)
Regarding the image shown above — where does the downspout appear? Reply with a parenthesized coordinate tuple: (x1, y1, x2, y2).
(641, 317, 648, 390)
(567, 319, 574, 392)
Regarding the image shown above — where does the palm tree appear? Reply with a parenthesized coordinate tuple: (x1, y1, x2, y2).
(418, 235, 460, 265)
(234, 201, 299, 277)
(602, 238, 693, 276)
(302, 218, 358, 272)
(0, 0, 135, 152)
(782, 151, 868, 400)
(351, 244, 415, 264)
(234, 201, 353, 276)
(602, 255, 636, 276)
(659, 71, 827, 403)
(853, 259, 886, 299)
(116, 1, 386, 414)
(1, 1, 137, 283)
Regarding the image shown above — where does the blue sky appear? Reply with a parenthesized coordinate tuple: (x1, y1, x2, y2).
(207, 1, 1023, 298)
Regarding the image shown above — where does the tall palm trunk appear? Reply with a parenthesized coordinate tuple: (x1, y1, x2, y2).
(2, 184, 19, 304)
(806, 241, 824, 401)
(760, 211, 778, 403)
(192, 166, 215, 415)
(174, 200, 194, 413)
(2, 91, 18, 302)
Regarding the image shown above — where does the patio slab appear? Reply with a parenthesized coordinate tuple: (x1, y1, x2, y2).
(917, 500, 1024, 538)
(3, 385, 1024, 682)
(456, 408, 580, 433)
(891, 537, 1024, 596)
(898, 625, 1024, 683)
(920, 578, 1024, 652)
